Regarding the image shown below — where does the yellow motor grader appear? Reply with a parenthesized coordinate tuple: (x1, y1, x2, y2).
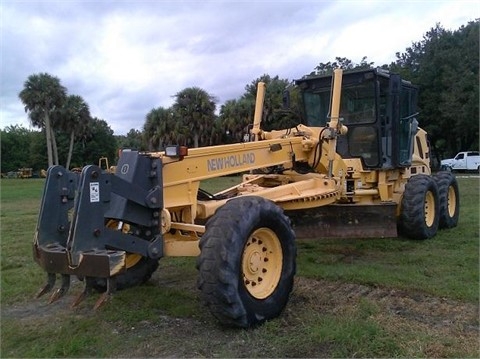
(33, 68, 459, 327)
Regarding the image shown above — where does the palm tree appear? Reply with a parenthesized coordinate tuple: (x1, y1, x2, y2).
(172, 87, 217, 148)
(219, 99, 253, 143)
(54, 95, 91, 169)
(143, 107, 176, 150)
(143, 108, 161, 150)
(18, 73, 67, 167)
(243, 75, 296, 131)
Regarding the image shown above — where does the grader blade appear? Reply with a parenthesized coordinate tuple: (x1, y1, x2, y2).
(288, 203, 398, 239)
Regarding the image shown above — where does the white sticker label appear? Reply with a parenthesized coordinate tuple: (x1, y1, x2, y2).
(90, 182, 100, 202)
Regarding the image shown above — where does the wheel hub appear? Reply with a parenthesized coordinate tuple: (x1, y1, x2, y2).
(447, 186, 457, 216)
(424, 191, 435, 227)
(246, 251, 262, 273)
(106, 220, 142, 268)
(241, 228, 282, 299)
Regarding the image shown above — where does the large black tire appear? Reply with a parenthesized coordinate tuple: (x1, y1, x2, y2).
(433, 171, 460, 229)
(399, 174, 440, 240)
(91, 220, 159, 292)
(196, 196, 296, 328)
(91, 257, 159, 292)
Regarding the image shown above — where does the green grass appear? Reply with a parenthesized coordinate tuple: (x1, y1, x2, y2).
(1, 179, 46, 302)
(1, 315, 113, 357)
(296, 177, 479, 302)
(1, 176, 478, 358)
(200, 175, 242, 194)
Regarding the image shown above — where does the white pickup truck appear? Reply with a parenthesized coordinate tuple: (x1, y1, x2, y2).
(440, 151, 480, 172)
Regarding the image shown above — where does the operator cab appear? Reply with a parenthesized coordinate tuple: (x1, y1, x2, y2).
(296, 68, 419, 169)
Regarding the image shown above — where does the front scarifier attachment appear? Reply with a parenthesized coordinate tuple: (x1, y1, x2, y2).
(33, 151, 164, 309)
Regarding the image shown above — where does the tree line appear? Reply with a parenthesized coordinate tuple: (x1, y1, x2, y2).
(1, 20, 478, 174)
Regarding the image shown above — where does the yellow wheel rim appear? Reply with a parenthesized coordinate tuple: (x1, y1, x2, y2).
(424, 191, 436, 227)
(241, 228, 282, 299)
(447, 185, 457, 217)
(124, 253, 142, 268)
(106, 220, 142, 269)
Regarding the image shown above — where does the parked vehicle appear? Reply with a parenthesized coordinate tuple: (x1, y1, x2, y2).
(440, 151, 480, 172)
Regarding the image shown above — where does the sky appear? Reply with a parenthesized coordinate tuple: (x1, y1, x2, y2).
(1, 0, 477, 136)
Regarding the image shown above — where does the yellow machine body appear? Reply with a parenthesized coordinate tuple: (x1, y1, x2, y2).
(33, 68, 456, 328)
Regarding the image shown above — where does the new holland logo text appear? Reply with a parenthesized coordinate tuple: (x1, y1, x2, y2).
(207, 153, 255, 172)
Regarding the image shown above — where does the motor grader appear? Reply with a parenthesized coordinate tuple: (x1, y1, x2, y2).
(33, 68, 460, 328)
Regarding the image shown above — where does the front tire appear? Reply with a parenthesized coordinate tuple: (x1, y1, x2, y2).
(91, 221, 159, 292)
(399, 175, 440, 240)
(91, 257, 159, 292)
(196, 196, 296, 328)
(433, 172, 460, 229)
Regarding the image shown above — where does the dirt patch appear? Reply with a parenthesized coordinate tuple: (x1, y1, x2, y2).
(2, 277, 479, 357)
(289, 278, 479, 357)
(292, 277, 478, 332)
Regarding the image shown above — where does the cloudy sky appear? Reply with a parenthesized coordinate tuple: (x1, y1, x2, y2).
(1, 0, 477, 135)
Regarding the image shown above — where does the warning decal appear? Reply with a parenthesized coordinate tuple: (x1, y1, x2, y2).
(90, 182, 100, 202)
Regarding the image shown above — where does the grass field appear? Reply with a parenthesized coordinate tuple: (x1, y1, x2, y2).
(1, 175, 478, 358)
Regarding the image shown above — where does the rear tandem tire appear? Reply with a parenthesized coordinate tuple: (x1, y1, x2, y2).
(433, 171, 460, 229)
(196, 196, 296, 328)
(399, 174, 440, 240)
